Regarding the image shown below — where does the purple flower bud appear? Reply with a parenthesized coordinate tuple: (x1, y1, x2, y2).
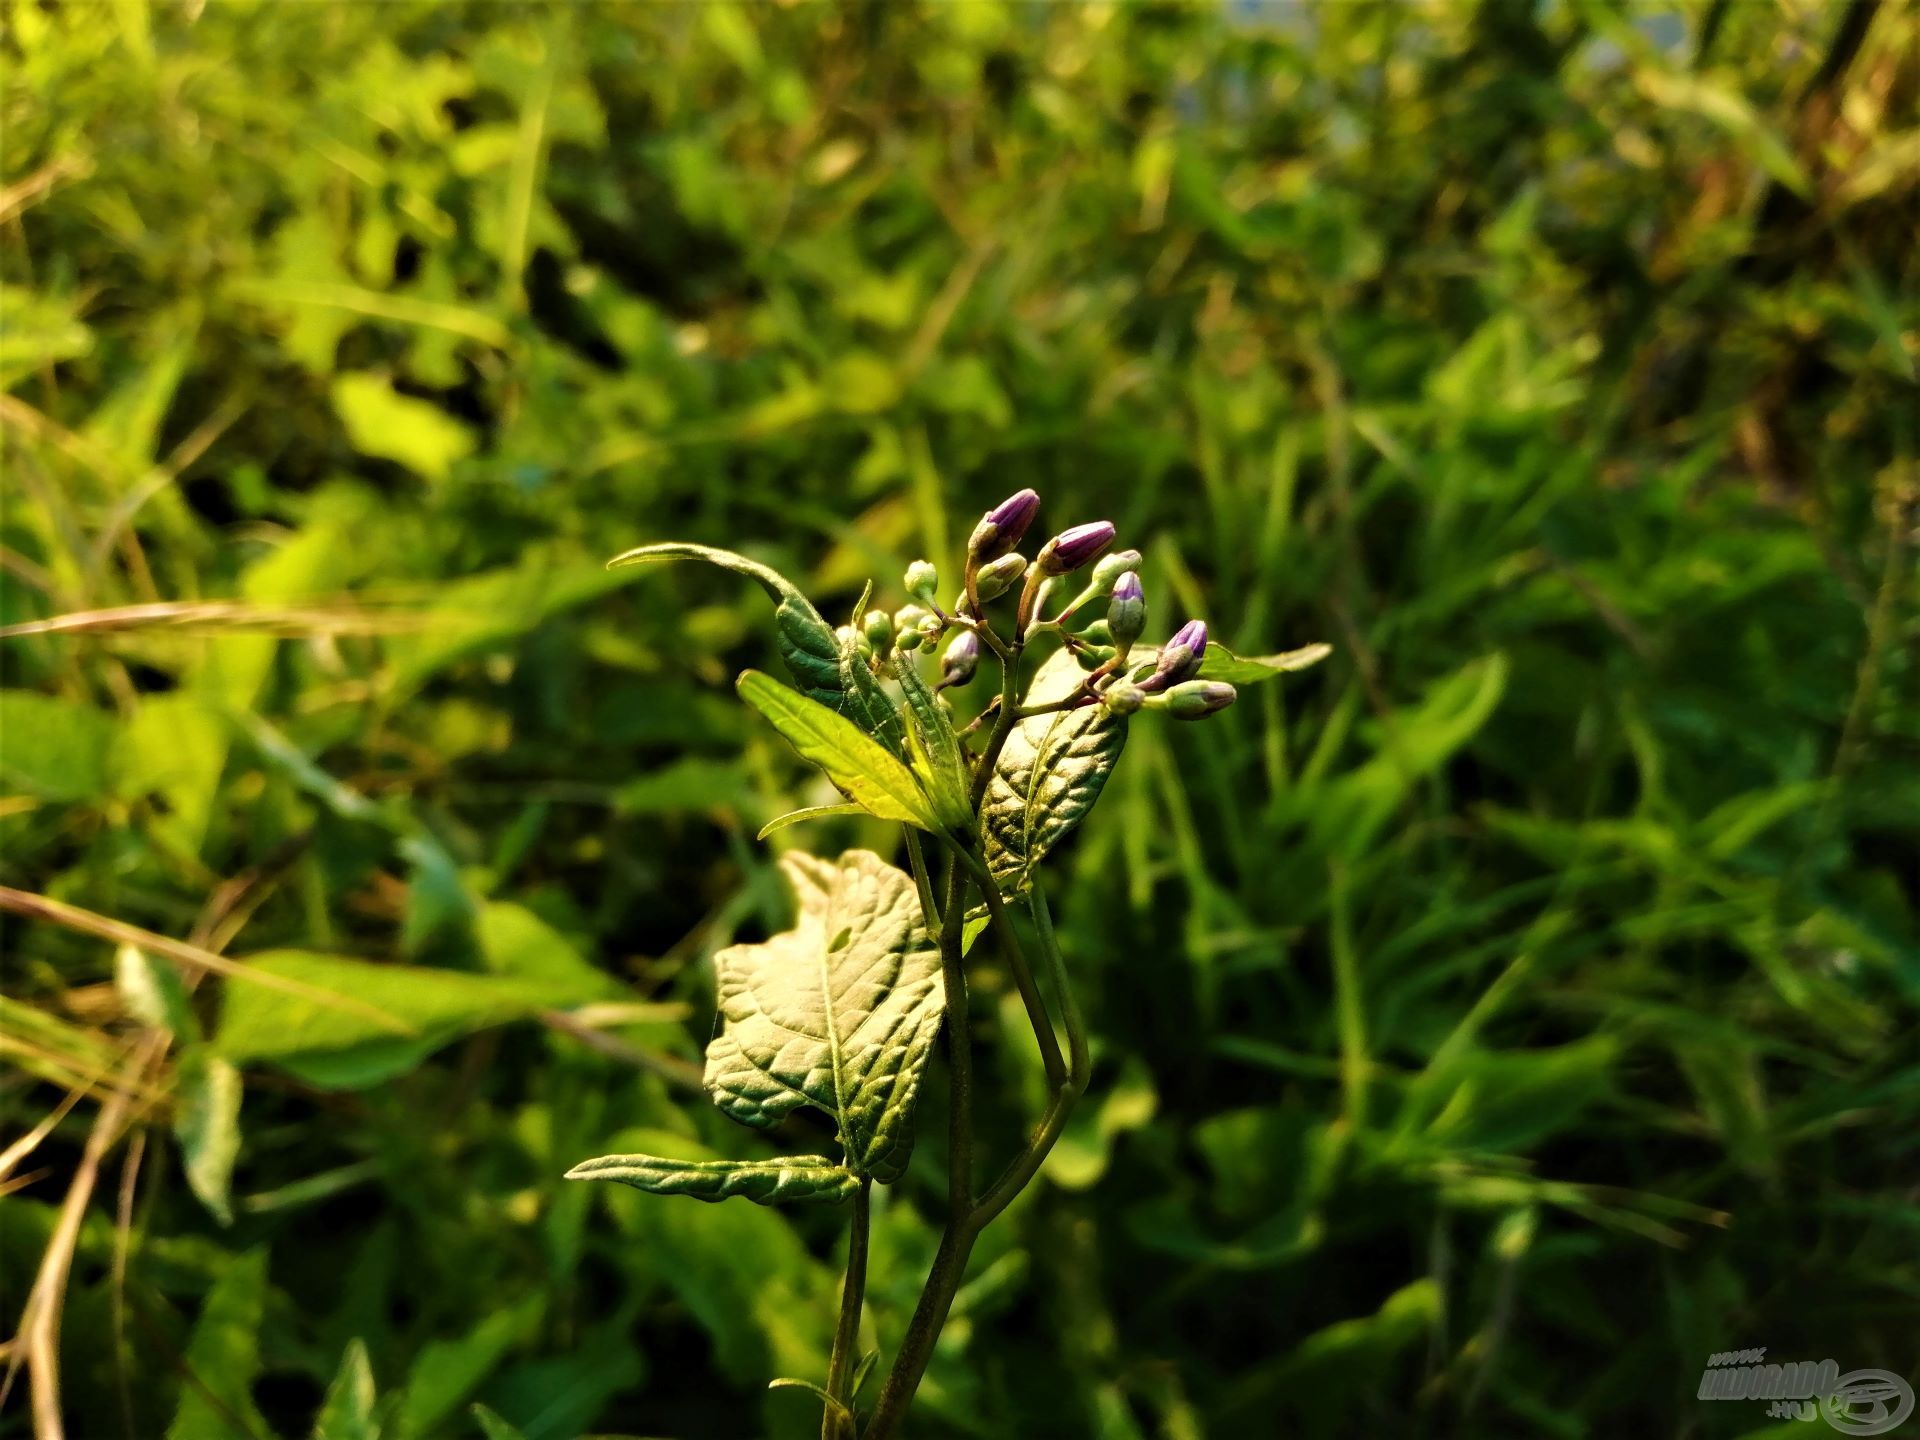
(967, 488, 1041, 563)
(1165, 680, 1236, 719)
(1089, 549, 1143, 594)
(1107, 571, 1146, 649)
(1036, 520, 1117, 576)
(938, 630, 980, 689)
(1137, 619, 1207, 693)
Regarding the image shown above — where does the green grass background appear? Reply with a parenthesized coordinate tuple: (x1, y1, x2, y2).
(2, 2, 1916, 1437)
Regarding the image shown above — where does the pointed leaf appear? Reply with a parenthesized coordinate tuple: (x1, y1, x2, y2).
(757, 803, 870, 839)
(983, 654, 1127, 893)
(1199, 642, 1332, 685)
(736, 671, 938, 831)
(312, 1339, 378, 1440)
(608, 542, 905, 749)
(891, 651, 971, 828)
(565, 1152, 859, 1205)
(703, 850, 944, 1182)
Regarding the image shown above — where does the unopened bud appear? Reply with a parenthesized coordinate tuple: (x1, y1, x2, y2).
(1089, 549, 1143, 594)
(1036, 521, 1117, 576)
(1164, 680, 1236, 719)
(939, 630, 980, 689)
(1102, 682, 1146, 716)
(897, 626, 925, 652)
(904, 559, 939, 604)
(862, 609, 893, 650)
(1107, 571, 1146, 650)
(838, 623, 871, 661)
(1080, 619, 1113, 645)
(967, 488, 1041, 564)
(917, 612, 944, 642)
(893, 604, 929, 638)
(1138, 618, 1207, 693)
(973, 551, 1028, 602)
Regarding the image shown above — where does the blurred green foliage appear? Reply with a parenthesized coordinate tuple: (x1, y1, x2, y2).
(2, 2, 1917, 1437)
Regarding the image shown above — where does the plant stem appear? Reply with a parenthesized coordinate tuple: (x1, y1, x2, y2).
(864, 860, 974, 1438)
(903, 829, 941, 934)
(959, 849, 1065, 1090)
(823, 1178, 871, 1440)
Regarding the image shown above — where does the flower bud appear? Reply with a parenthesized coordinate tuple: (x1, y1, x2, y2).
(838, 623, 872, 661)
(862, 608, 893, 651)
(1164, 680, 1236, 719)
(1036, 521, 1117, 576)
(1102, 682, 1146, 716)
(1107, 571, 1146, 650)
(893, 604, 929, 638)
(1079, 619, 1113, 645)
(973, 551, 1028, 602)
(967, 488, 1041, 564)
(917, 612, 945, 643)
(1089, 549, 1144, 595)
(939, 630, 980, 689)
(1137, 618, 1207, 693)
(896, 626, 925, 652)
(904, 559, 939, 604)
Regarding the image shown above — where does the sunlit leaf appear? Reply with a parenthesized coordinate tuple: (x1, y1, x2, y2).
(565, 1151, 859, 1205)
(736, 670, 938, 831)
(702, 849, 944, 1182)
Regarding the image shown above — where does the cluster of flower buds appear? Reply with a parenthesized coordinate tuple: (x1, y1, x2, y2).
(948, 489, 1239, 723)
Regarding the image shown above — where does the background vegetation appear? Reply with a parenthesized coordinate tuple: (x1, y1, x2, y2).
(3, 2, 1916, 1437)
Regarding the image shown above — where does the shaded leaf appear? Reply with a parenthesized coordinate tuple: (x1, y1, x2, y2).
(166, 1248, 269, 1440)
(608, 542, 904, 749)
(312, 1339, 379, 1440)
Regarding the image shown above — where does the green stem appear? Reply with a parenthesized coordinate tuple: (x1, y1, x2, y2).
(822, 1178, 871, 1440)
(973, 883, 1088, 1227)
(865, 860, 975, 1438)
(903, 829, 941, 935)
(955, 848, 1065, 1090)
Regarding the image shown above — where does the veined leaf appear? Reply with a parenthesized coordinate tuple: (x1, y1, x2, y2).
(891, 651, 971, 829)
(757, 803, 869, 839)
(736, 670, 938, 831)
(564, 1152, 859, 1205)
(703, 850, 944, 1182)
(1200, 642, 1332, 685)
(984, 649, 1126, 892)
(608, 542, 904, 750)
(1125, 641, 1332, 687)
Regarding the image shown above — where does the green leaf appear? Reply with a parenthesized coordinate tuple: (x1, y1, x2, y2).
(565, 1151, 859, 1205)
(332, 372, 475, 481)
(167, 1248, 269, 1440)
(0, 690, 116, 802)
(892, 650, 972, 828)
(736, 670, 938, 831)
(1198, 641, 1333, 685)
(395, 1299, 542, 1440)
(608, 542, 904, 749)
(703, 849, 944, 1182)
(116, 944, 196, 1037)
(756, 802, 869, 839)
(470, 1408, 527, 1440)
(983, 653, 1127, 893)
(175, 1050, 243, 1225)
(312, 1339, 379, 1440)
(215, 952, 577, 1089)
